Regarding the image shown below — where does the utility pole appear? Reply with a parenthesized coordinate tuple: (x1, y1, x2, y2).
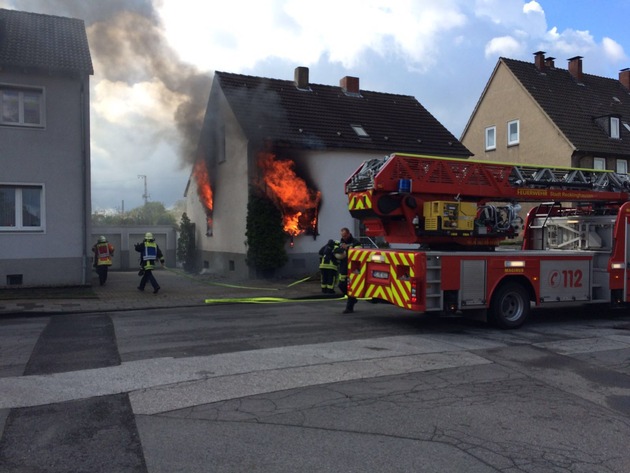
(137, 175, 150, 205)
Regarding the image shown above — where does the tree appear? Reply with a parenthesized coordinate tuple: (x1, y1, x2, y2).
(177, 212, 196, 272)
(127, 202, 176, 225)
(246, 189, 288, 275)
(92, 202, 176, 226)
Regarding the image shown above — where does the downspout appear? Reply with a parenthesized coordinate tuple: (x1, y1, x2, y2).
(80, 77, 90, 285)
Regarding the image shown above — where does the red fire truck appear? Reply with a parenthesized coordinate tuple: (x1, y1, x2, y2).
(345, 153, 630, 328)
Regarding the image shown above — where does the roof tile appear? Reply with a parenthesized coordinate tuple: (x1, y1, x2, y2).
(215, 71, 470, 157)
(503, 57, 630, 157)
(0, 8, 93, 75)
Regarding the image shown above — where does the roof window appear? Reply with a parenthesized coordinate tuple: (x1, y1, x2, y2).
(623, 122, 630, 133)
(351, 124, 369, 137)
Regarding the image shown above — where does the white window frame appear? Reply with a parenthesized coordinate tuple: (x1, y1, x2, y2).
(507, 119, 520, 146)
(0, 84, 45, 127)
(485, 126, 496, 151)
(0, 184, 45, 231)
(611, 117, 620, 139)
(616, 159, 628, 174)
(593, 157, 606, 170)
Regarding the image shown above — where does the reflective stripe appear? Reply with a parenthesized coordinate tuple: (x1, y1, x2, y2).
(144, 242, 157, 260)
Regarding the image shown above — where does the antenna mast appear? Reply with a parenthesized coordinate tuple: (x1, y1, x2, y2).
(137, 175, 150, 205)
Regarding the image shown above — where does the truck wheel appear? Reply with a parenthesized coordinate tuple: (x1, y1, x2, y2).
(490, 282, 530, 329)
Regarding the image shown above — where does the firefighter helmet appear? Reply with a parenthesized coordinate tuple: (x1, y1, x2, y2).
(145, 232, 154, 240)
(98, 235, 107, 243)
(333, 247, 347, 260)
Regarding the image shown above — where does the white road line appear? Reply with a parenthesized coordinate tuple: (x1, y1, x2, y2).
(0, 335, 499, 409)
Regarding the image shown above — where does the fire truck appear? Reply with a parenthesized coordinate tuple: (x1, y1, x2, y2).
(345, 153, 630, 328)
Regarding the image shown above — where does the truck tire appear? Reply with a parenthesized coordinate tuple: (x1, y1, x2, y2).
(490, 282, 530, 329)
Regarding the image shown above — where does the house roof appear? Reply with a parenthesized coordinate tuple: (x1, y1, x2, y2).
(0, 8, 93, 75)
(214, 70, 470, 157)
(502, 57, 630, 157)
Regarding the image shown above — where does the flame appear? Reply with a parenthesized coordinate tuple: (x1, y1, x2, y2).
(193, 159, 214, 233)
(258, 152, 321, 236)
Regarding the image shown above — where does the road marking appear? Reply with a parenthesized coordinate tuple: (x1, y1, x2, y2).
(0, 335, 497, 409)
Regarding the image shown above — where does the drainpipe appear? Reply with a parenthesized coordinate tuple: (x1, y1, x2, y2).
(80, 77, 91, 285)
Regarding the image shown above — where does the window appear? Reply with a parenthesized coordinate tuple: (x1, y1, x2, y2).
(0, 185, 44, 230)
(611, 117, 620, 139)
(617, 159, 628, 174)
(485, 126, 496, 150)
(351, 124, 369, 138)
(507, 120, 519, 146)
(593, 157, 606, 170)
(0, 86, 44, 127)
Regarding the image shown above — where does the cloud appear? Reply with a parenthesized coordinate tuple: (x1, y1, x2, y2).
(485, 36, 525, 58)
(157, 0, 468, 72)
(602, 37, 626, 63)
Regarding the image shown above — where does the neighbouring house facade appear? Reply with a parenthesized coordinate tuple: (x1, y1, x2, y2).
(185, 67, 471, 278)
(461, 52, 630, 172)
(0, 9, 93, 287)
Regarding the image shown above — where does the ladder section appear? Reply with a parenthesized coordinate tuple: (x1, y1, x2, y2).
(346, 153, 630, 201)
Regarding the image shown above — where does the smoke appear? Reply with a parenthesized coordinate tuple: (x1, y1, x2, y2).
(87, 9, 211, 166)
(4, 0, 211, 167)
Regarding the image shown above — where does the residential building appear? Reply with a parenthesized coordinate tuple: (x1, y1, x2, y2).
(0, 9, 93, 287)
(186, 67, 471, 278)
(461, 52, 630, 172)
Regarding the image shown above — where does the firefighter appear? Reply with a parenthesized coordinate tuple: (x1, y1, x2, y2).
(135, 232, 165, 294)
(337, 227, 362, 313)
(92, 235, 115, 286)
(318, 239, 339, 294)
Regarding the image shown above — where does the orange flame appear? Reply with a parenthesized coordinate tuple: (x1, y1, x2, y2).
(193, 159, 214, 233)
(258, 152, 321, 236)
(193, 159, 213, 211)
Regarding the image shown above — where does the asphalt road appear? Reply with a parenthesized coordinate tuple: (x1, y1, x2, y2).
(2, 300, 630, 472)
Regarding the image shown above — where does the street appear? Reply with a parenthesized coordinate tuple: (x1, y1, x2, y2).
(2, 299, 630, 472)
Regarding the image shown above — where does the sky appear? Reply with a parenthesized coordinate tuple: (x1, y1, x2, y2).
(1, 0, 629, 213)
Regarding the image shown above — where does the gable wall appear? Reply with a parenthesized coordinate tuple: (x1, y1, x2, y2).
(462, 63, 574, 167)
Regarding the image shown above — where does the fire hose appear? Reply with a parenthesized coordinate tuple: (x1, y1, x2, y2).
(160, 266, 360, 305)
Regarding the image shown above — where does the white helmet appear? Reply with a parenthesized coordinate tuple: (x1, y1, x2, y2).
(145, 232, 154, 240)
(98, 235, 107, 243)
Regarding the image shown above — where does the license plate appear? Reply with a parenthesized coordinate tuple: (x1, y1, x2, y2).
(372, 270, 389, 279)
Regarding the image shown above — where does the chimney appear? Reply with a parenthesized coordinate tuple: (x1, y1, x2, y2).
(534, 51, 546, 71)
(620, 68, 630, 90)
(294, 66, 309, 89)
(568, 56, 583, 82)
(545, 57, 555, 69)
(340, 76, 360, 95)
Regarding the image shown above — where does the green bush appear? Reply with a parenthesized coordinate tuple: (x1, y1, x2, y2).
(246, 190, 288, 274)
(177, 212, 196, 272)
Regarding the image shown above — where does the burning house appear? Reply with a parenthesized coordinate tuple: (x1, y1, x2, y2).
(185, 67, 470, 278)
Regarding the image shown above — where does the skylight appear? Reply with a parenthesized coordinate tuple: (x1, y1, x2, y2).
(624, 122, 630, 133)
(351, 124, 369, 137)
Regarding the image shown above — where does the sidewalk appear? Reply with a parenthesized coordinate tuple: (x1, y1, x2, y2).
(0, 269, 324, 315)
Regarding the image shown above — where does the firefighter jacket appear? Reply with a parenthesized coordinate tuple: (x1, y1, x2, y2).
(135, 240, 164, 270)
(92, 242, 114, 266)
(337, 234, 361, 280)
(318, 239, 339, 271)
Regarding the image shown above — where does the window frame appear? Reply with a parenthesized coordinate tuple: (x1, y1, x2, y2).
(593, 157, 606, 170)
(0, 84, 45, 128)
(616, 159, 628, 174)
(0, 184, 45, 232)
(611, 116, 620, 139)
(485, 126, 496, 151)
(507, 119, 520, 146)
